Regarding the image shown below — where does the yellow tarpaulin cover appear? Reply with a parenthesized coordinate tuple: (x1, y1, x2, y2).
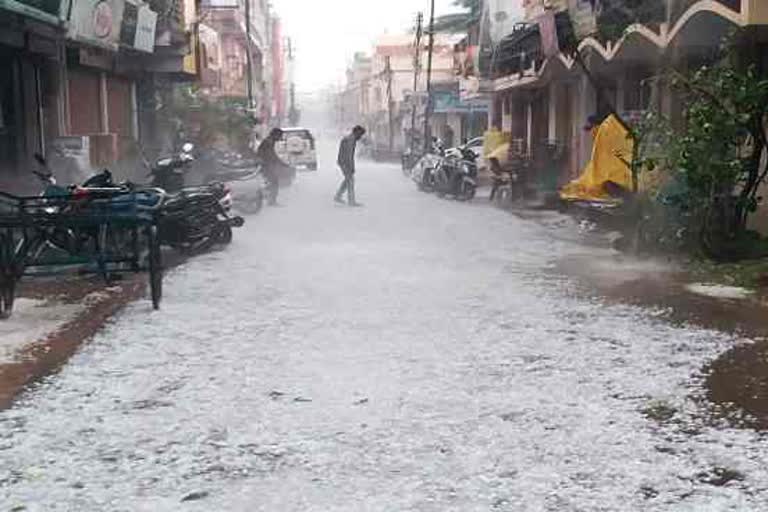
(483, 128, 508, 157)
(560, 114, 635, 202)
(487, 142, 510, 163)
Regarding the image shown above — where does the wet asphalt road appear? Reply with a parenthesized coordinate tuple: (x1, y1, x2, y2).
(1, 145, 767, 511)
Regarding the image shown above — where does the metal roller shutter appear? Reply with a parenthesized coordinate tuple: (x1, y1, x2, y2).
(68, 69, 101, 135)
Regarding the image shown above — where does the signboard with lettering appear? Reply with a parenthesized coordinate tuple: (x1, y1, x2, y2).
(134, 5, 157, 52)
(433, 90, 490, 114)
(119, 0, 156, 52)
(68, 0, 126, 50)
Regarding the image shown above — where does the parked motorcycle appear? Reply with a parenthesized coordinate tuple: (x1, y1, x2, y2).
(145, 144, 245, 252)
(433, 145, 478, 201)
(489, 154, 530, 208)
(411, 152, 441, 191)
(410, 139, 446, 191)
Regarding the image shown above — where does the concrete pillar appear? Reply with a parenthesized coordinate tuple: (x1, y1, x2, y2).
(526, 101, 533, 156)
(130, 82, 139, 139)
(58, 43, 70, 136)
(501, 94, 512, 133)
(99, 72, 109, 133)
(615, 74, 626, 115)
(577, 72, 596, 171)
(547, 82, 558, 142)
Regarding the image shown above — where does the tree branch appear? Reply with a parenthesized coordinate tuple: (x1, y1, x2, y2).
(668, 68, 736, 118)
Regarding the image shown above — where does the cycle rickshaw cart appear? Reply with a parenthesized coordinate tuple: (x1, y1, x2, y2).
(0, 187, 165, 318)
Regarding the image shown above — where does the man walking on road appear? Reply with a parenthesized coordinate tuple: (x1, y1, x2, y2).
(335, 125, 366, 206)
(257, 127, 290, 206)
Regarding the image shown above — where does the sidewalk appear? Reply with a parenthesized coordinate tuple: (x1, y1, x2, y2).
(0, 275, 147, 409)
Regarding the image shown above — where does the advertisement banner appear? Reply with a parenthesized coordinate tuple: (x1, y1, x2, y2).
(119, 0, 156, 52)
(69, 0, 126, 50)
(134, 5, 157, 52)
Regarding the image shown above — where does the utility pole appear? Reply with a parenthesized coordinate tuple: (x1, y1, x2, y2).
(244, 0, 255, 110)
(409, 11, 423, 157)
(385, 55, 394, 153)
(423, 0, 435, 154)
(287, 37, 299, 126)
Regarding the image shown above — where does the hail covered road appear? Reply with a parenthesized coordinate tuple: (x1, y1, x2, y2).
(1, 139, 767, 511)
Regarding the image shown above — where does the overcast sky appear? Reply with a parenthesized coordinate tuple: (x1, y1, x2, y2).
(271, 0, 464, 93)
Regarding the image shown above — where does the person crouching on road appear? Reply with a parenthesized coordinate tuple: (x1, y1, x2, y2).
(256, 127, 290, 206)
(335, 125, 366, 206)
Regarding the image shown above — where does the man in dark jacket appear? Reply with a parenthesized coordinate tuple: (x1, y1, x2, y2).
(256, 127, 290, 206)
(334, 125, 366, 206)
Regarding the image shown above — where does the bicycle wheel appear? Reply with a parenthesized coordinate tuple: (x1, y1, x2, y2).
(147, 225, 163, 310)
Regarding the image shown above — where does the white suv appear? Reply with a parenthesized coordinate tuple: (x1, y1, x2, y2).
(275, 128, 318, 171)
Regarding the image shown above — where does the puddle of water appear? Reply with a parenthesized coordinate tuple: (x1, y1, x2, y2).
(553, 253, 768, 431)
(704, 341, 768, 430)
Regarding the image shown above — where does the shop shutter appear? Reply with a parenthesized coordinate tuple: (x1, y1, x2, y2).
(107, 76, 134, 160)
(107, 76, 133, 137)
(68, 69, 101, 135)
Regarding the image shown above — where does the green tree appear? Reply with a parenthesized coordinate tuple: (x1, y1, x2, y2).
(433, 0, 481, 33)
(594, 0, 666, 42)
(667, 60, 768, 259)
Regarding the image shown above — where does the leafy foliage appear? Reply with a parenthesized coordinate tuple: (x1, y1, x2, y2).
(660, 62, 768, 259)
(433, 0, 481, 33)
(673, 66, 768, 223)
(595, 0, 666, 42)
(165, 86, 254, 153)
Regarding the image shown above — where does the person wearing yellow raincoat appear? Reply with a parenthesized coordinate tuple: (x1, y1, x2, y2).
(560, 114, 635, 202)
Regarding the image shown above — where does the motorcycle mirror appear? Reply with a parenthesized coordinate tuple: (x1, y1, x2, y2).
(182, 142, 195, 153)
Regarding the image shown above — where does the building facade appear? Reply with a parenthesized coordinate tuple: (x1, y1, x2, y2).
(199, 0, 279, 129)
(481, 0, 768, 191)
(339, 32, 489, 156)
(0, 0, 204, 188)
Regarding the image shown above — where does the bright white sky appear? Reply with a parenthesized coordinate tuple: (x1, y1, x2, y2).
(272, 0, 463, 93)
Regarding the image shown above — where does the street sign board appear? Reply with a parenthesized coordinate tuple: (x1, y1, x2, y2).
(69, 0, 126, 50)
(120, 0, 157, 52)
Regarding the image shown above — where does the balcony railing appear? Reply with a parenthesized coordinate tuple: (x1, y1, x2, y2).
(488, 23, 544, 80)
